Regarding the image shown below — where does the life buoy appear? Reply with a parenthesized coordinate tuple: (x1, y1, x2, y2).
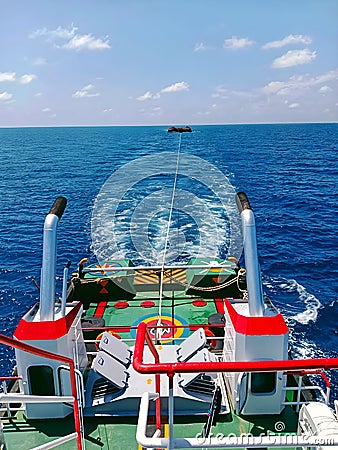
(205, 328, 217, 349)
(95, 330, 121, 350)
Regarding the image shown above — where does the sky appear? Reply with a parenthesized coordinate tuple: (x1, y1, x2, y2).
(1, 0, 337, 127)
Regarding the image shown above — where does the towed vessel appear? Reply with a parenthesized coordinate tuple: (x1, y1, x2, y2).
(0, 152, 338, 450)
(168, 126, 192, 133)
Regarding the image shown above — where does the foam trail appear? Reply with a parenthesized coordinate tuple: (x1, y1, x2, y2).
(291, 280, 322, 324)
(91, 152, 243, 267)
(264, 276, 322, 324)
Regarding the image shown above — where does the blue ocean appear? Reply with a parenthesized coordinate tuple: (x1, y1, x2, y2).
(0, 124, 337, 394)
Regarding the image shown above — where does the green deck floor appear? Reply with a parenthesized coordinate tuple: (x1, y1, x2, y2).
(2, 405, 298, 450)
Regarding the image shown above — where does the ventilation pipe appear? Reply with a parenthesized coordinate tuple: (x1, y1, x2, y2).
(39, 197, 67, 321)
(235, 192, 264, 316)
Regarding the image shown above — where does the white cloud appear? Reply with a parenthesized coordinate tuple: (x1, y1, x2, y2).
(318, 85, 332, 93)
(32, 57, 47, 66)
(223, 36, 255, 50)
(137, 82, 189, 101)
(62, 34, 110, 51)
(194, 42, 207, 52)
(35, 92, 43, 97)
(137, 91, 154, 101)
(160, 81, 189, 93)
(30, 24, 111, 51)
(20, 74, 37, 84)
(0, 72, 37, 84)
(262, 34, 312, 50)
(42, 107, 51, 112)
(197, 110, 211, 116)
(29, 25, 78, 40)
(313, 70, 338, 84)
(72, 84, 100, 98)
(0, 91, 13, 101)
(103, 108, 112, 113)
(208, 67, 337, 123)
(272, 49, 317, 68)
(0, 72, 16, 82)
(262, 70, 338, 95)
(262, 81, 286, 95)
(288, 102, 300, 109)
(139, 105, 163, 117)
(212, 85, 252, 99)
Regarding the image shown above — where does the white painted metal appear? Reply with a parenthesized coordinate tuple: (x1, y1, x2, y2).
(81, 263, 237, 273)
(61, 264, 70, 317)
(14, 303, 87, 419)
(0, 394, 74, 403)
(98, 331, 132, 367)
(39, 213, 59, 321)
(136, 392, 338, 448)
(298, 402, 338, 450)
(240, 208, 264, 317)
(283, 383, 329, 406)
(92, 351, 129, 389)
(31, 433, 78, 450)
(176, 328, 206, 362)
(222, 299, 288, 415)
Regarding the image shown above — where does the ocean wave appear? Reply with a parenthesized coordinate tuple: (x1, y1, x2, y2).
(264, 276, 322, 324)
(91, 152, 243, 265)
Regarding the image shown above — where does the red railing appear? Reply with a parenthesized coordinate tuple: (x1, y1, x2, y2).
(288, 369, 331, 389)
(0, 334, 83, 450)
(133, 321, 338, 375)
(144, 326, 161, 432)
(0, 376, 22, 381)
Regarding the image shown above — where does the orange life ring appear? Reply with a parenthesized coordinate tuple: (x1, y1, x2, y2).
(95, 330, 121, 350)
(205, 328, 217, 349)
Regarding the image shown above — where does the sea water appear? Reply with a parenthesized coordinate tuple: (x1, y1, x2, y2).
(0, 123, 337, 395)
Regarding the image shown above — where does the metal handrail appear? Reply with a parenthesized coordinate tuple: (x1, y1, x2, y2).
(282, 369, 331, 410)
(0, 334, 83, 450)
(133, 322, 338, 375)
(81, 263, 237, 273)
(143, 326, 161, 433)
(133, 322, 338, 449)
(136, 392, 338, 449)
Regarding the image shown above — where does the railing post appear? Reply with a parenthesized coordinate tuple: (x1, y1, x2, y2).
(168, 373, 174, 450)
(1, 380, 10, 417)
(0, 334, 83, 450)
(296, 375, 302, 412)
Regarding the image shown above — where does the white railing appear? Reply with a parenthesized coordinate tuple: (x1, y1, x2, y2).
(133, 322, 338, 450)
(0, 334, 83, 450)
(136, 392, 338, 449)
(282, 371, 331, 412)
(0, 378, 25, 417)
(0, 394, 79, 450)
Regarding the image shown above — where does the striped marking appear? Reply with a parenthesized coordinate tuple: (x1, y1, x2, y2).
(214, 298, 225, 314)
(134, 269, 186, 285)
(134, 270, 158, 285)
(94, 301, 107, 318)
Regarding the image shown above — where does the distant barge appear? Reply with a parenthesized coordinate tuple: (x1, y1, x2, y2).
(168, 125, 192, 133)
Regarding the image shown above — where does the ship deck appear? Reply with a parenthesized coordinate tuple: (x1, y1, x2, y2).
(1, 404, 299, 449)
(0, 260, 322, 449)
